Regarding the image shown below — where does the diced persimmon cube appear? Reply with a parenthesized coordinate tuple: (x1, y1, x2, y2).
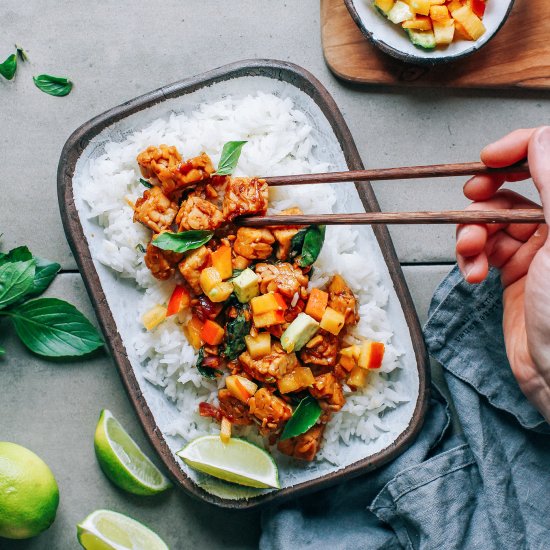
(453, 20, 470, 40)
(430, 4, 450, 20)
(226, 375, 258, 402)
(199, 267, 222, 294)
(253, 309, 286, 328)
(305, 288, 329, 322)
(347, 366, 369, 389)
(433, 18, 455, 44)
(208, 282, 233, 303)
(185, 315, 204, 349)
(319, 307, 346, 336)
(446, 0, 463, 13)
(375, 0, 395, 13)
(340, 344, 361, 361)
(451, 5, 485, 40)
(251, 293, 285, 315)
(200, 319, 225, 346)
(277, 367, 315, 394)
(403, 15, 432, 30)
(339, 354, 356, 372)
(358, 341, 386, 370)
(408, 0, 431, 16)
(245, 333, 271, 359)
(211, 245, 232, 280)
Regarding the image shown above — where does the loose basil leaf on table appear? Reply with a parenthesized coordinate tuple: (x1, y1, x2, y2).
(196, 347, 222, 379)
(15, 44, 29, 62)
(223, 309, 250, 361)
(213, 141, 247, 176)
(0, 53, 17, 80)
(153, 230, 214, 254)
(5, 297, 104, 357)
(0, 247, 61, 299)
(33, 74, 73, 97)
(0, 260, 35, 310)
(140, 178, 153, 188)
(280, 395, 322, 441)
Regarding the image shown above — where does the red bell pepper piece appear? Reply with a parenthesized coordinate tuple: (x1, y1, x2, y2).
(166, 285, 190, 317)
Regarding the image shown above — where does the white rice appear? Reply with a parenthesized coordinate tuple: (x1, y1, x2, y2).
(77, 92, 409, 466)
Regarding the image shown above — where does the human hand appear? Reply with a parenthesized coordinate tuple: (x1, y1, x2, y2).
(455, 127, 550, 422)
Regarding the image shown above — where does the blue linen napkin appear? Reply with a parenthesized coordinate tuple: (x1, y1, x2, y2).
(260, 266, 550, 550)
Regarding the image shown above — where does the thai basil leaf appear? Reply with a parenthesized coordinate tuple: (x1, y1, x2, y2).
(153, 230, 214, 254)
(298, 225, 326, 267)
(140, 178, 153, 188)
(288, 228, 308, 260)
(0, 260, 35, 309)
(196, 347, 222, 379)
(33, 74, 73, 97)
(223, 310, 250, 361)
(0, 54, 17, 80)
(7, 297, 104, 357)
(15, 44, 29, 62)
(280, 395, 322, 441)
(28, 257, 61, 298)
(213, 141, 247, 176)
(0, 246, 33, 264)
(0, 247, 60, 299)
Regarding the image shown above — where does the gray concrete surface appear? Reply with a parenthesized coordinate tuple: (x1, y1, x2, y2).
(1, 0, 548, 548)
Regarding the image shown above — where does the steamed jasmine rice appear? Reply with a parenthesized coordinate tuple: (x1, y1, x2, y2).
(76, 92, 409, 467)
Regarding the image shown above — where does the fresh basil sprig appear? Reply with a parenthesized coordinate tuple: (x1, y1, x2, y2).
(33, 74, 73, 97)
(289, 225, 326, 267)
(0, 245, 103, 358)
(223, 308, 250, 361)
(5, 298, 104, 357)
(153, 230, 214, 254)
(213, 141, 247, 176)
(280, 395, 322, 441)
(0, 53, 17, 80)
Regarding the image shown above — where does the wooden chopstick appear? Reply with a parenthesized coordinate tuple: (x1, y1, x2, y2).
(237, 210, 545, 227)
(263, 161, 530, 186)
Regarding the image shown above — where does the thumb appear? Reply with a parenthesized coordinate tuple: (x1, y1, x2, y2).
(529, 126, 550, 224)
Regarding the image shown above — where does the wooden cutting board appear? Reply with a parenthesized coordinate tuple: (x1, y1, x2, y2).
(321, 0, 550, 89)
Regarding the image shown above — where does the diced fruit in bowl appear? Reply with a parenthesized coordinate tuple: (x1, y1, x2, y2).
(245, 332, 271, 358)
(374, 0, 488, 49)
(226, 375, 258, 402)
(277, 366, 315, 394)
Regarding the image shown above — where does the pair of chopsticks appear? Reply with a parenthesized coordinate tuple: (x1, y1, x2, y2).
(237, 161, 545, 227)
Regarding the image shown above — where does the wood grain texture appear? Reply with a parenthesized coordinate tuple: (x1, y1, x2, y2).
(237, 209, 545, 226)
(265, 161, 530, 186)
(321, 0, 550, 89)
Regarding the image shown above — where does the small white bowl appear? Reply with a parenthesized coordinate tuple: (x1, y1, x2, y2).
(345, 0, 515, 65)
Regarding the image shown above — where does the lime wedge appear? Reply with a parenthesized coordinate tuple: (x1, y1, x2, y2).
(94, 409, 171, 496)
(77, 509, 168, 550)
(177, 435, 279, 489)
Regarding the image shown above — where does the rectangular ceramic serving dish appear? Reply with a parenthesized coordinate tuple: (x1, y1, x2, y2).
(57, 59, 429, 509)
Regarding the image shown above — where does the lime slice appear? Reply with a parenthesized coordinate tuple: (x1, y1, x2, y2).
(94, 410, 171, 496)
(77, 509, 168, 550)
(177, 436, 279, 489)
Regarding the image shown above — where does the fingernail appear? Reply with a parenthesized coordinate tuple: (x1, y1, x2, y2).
(462, 260, 475, 280)
(535, 127, 550, 152)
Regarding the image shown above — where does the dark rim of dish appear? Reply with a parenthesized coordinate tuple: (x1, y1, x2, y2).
(343, 0, 516, 67)
(57, 59, 430, 510)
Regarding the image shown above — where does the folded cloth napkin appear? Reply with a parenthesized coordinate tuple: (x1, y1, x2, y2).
(260, 267, 550, 550)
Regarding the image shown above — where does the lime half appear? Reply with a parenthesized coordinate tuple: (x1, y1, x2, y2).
(77, 509, 168, 550)
(94, 410, 171, 496)
(177, 436, 279, 489)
